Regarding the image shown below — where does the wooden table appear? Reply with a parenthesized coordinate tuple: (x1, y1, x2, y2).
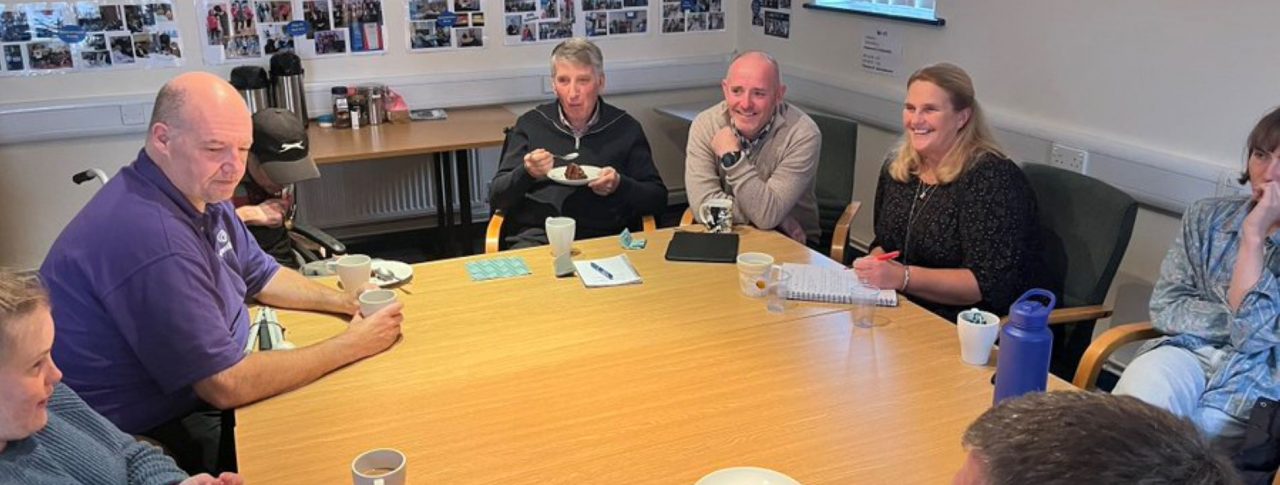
(236, 227, 1070, 484)
(307, 106, 517, 255)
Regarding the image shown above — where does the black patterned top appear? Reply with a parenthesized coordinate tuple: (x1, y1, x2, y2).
(870, 153, 1048, 321)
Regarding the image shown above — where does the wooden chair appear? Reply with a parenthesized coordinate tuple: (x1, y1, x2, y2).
(1071, 321, 1161, 390)
(485, 212, 656, 254)
(678, 202, 861, 263)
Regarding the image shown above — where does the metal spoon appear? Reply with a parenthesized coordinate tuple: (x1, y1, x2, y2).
(554, 152, 579, 161)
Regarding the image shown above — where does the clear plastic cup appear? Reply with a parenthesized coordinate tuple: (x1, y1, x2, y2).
(766, 266, 790, 313)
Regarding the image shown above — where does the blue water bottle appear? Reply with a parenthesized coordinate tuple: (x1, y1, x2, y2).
(993, 289, 1056, 404)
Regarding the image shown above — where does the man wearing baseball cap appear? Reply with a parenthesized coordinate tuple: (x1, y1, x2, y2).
(234, 107, 321, 267)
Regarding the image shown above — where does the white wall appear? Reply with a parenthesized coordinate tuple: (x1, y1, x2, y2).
(734, 1, 1280, 335)
(6, 1, 736, 105)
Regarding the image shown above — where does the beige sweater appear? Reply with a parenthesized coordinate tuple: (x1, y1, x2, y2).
(684, 101, 821, 243)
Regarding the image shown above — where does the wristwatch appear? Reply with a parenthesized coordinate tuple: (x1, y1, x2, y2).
(720, 151, 741, 169)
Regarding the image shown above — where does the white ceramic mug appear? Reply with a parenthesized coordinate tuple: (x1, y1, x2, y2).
(957, 308, 1000, 365)
(545, 217, 576, 257)
(358, 289, 397, 317)
(736, 252, 774, 297)
(351, 448, 406, 485)
(698, 199, 734, 233)
(336, 254, 373, 292)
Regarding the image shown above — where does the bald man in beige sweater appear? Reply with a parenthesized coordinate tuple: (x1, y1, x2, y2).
(684, 51, 821, 245)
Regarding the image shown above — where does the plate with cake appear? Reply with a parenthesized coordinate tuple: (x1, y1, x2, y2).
(547, 162, 602, 186)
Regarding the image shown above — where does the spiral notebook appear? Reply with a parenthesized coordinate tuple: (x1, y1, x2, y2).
(781, 263, 899, 306)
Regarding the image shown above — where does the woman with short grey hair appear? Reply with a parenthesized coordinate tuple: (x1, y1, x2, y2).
(489, 38, 668, 249)
(550, 37, 604, 76)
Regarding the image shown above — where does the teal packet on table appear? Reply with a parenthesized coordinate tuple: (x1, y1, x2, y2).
(619, 228, 647, 250)
(466, 257, 532, 281)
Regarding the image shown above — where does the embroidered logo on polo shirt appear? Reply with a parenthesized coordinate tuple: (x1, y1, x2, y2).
(216, 229, 234, 260)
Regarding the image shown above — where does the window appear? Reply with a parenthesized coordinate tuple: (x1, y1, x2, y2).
(804, 0, 943, 26)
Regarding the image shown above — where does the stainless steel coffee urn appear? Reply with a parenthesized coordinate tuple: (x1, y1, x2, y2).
(229, 66, 271, 114)
(270, 52, 308, 127)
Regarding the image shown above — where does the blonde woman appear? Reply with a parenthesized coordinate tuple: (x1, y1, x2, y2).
(854, 63, 1047, 321)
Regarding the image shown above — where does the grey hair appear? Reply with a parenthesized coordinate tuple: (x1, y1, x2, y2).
(963, 391, 1241, 485)
(550, 37, 604, 77)
(0, 269, 49, 355)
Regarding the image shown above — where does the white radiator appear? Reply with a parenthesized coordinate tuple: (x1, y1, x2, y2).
(296, 148, 498, 230)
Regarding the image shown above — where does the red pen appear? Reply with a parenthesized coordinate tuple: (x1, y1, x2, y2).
(873, 251, 901, 262)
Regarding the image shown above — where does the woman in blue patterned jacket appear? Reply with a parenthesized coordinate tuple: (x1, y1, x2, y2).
(1114, 106, 1280, 455)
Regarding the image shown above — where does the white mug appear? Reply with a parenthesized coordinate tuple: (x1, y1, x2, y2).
(351, 448, 406, 485)
(336, 255, 373, 292)
(957, 308, 1000, 365)
(545, 217, 576, 257)
(735, 252, 774, 297)
(698, 199, 734, 233)
(358, 289, 397, 317)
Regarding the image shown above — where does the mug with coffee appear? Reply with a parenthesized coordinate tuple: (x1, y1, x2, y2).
(698, 199, 734, 233)
(351, 448, 406, 485)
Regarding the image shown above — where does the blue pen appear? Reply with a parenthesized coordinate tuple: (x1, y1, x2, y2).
(590, 262, 614, 280)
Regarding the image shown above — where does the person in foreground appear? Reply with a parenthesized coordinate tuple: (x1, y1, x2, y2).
(489, 37, 667, 248)
(954, 391, 1240, 485)
(853, 62, 1046, 322)
(0, 270, 242, 485)
(1112, 106, 1280, 456)
(684, 50, 821, 245)
(39, 72, 404, 474)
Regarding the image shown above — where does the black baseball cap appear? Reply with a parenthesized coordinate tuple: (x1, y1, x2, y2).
(250, 108, 319, 184)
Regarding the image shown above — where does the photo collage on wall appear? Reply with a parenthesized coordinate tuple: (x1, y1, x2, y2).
(503, 0, 575, 45)
(660, 0, 721, 34)
(582, 0, 646, 39)
(407, 0, 483, 51)
(752, 0, 789, 39)
(203, 0, 385, 63)
(2, 0, 181, 76)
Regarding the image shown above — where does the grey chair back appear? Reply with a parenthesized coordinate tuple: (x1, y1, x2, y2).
(808, 111, 858, 250)
(1023, 163, 1138, 378)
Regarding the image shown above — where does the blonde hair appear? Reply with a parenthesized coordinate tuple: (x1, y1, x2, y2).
(0, 269, 48, 354)
(888, 63, 1006, 184)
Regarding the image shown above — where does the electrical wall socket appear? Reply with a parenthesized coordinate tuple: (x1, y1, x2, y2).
(1049, 143, 1088, 174)
(120, 103, 150, 126)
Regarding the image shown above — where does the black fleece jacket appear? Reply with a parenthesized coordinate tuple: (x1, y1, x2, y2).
(489, 98, 668, 238)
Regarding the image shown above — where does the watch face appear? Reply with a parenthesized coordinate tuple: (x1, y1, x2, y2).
(721, 152, 738, 168)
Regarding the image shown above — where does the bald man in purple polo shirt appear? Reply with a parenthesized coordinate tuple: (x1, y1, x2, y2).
(39, 72, 404, 475)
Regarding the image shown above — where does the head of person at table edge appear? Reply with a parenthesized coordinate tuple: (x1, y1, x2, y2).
(521, 38, 620, 196)
(0, 272, 242, 485)
(953, 391, 1240, 485)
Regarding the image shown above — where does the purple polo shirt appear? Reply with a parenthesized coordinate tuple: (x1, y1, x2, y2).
(40, 149, 280, 433)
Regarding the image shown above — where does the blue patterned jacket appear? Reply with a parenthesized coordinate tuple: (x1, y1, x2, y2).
(1147, 196, 1280, 420)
